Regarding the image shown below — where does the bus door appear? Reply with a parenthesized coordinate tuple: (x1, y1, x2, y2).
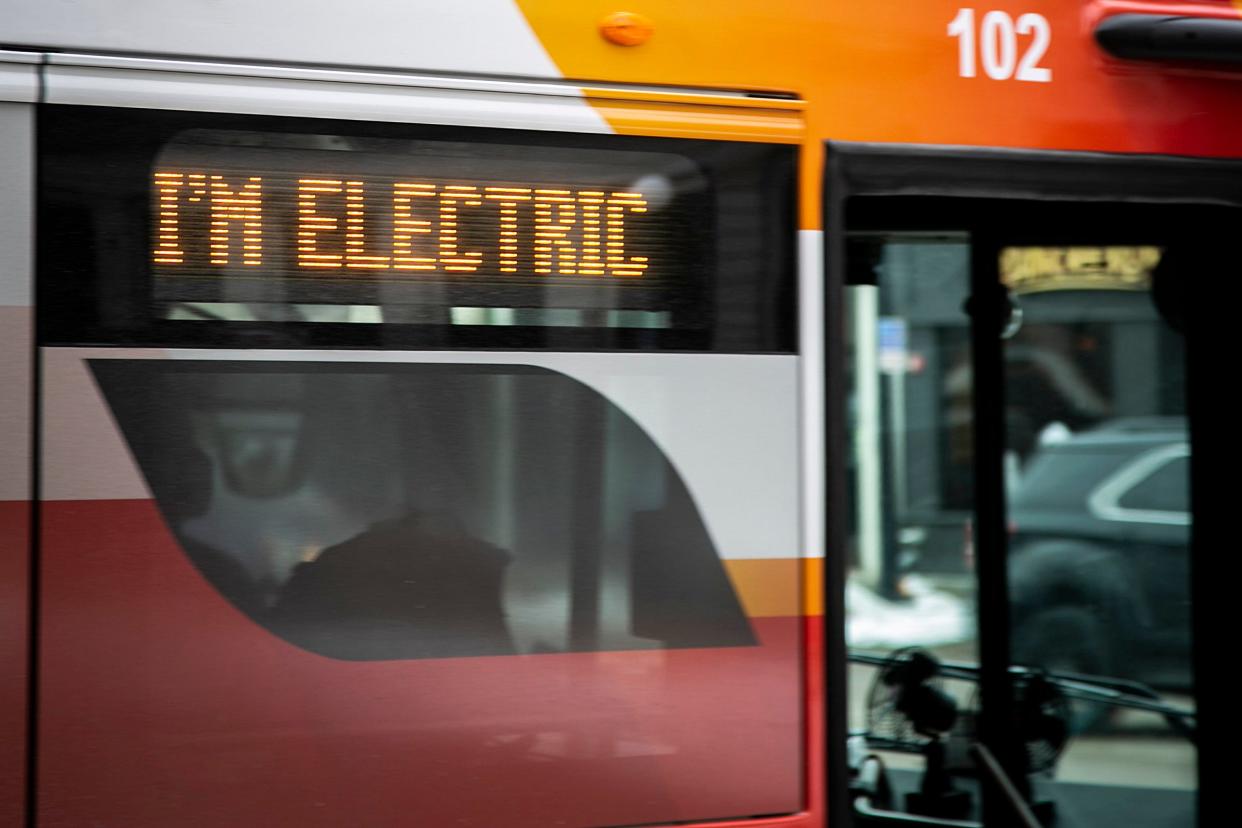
(827, 144, 1235, 828)
(34, 58, 811, 827)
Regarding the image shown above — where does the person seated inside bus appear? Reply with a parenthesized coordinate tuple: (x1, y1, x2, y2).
(268, 510, 517, 661)
(151, 412, 266, 618)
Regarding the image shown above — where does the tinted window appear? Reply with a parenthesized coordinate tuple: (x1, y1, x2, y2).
(90, 359, 754, 660)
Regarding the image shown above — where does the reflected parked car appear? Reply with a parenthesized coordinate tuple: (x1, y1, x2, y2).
(1007, 418, 1191, 718)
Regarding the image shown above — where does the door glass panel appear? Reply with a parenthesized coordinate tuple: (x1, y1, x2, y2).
(846, 231, 1196, 823)
(1001, 245, 1195, 795)
(845, 234, 978, 767)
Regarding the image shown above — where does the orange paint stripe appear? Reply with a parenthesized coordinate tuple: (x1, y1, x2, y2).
(583, 93, 804, 144)
(575, 92, 815, 226)
(723, 557, 823, 618)
(580, 87, 805, 112)
(800, 142, 822, 231)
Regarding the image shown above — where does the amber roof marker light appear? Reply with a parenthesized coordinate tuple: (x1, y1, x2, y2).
(599, 11, 654, 47)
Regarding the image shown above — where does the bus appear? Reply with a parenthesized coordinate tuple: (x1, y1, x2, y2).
(0, 2, 1232, 826)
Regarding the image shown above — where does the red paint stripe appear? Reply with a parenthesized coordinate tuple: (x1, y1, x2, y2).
(37, 499, 819, 827)
(0, 501, 29, 827)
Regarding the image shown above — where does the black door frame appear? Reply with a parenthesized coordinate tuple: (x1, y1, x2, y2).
(822, 140, 1239, 827)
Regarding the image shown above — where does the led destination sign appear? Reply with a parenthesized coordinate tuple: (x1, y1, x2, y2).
(145, 127, 711, 323)
(152, 171, 656, 280)
(42, 109, 796, 348)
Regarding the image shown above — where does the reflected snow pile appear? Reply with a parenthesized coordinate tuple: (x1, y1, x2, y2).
(846, 575, 972, 648)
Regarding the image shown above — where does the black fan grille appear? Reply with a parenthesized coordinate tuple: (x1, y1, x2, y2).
(964, 675, 1072, 774)
(865, 647, 940, 748)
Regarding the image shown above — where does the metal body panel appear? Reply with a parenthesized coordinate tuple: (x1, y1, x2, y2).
(0, 0, 563, 79)
(44, 62, 611, 133)
(0, 52, 38, 105)
(44, 52, 763, 101)
(38, 54, 802, 140)
(0, 100, 33, 828)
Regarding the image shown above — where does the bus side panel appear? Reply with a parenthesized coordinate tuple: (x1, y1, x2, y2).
(0, 100, 33, 827)
(38, 499, 806, 827)
(37, 350, 808, 828)
(2, 0, 567, 81)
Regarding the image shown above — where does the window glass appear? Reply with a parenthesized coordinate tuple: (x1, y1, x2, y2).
(845, 236, 978, 764)
(846, 233, 1196, 823)
(90, 359, 754, 660)
(1003, 247, 1193, 795)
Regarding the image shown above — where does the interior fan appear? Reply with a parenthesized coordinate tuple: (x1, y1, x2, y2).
(963, 669, 1071, 776)
(1013, 671, 1072, 775)
(866, 647, 951, 746)
(950, 669, 1070, 827)
(865, 647, 972, 818)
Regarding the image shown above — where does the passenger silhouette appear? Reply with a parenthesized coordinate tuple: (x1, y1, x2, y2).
(270, 511, 516, 660)
(138, 399, 266, 617)
(93, 361, 754, 662)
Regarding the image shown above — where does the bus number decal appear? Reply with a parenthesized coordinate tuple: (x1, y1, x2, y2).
(948, 8, 1052, 83)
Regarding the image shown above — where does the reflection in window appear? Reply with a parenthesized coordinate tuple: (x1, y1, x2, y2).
(1117, 455, 1189, 514)
(846, 235, 1196, 807)
(90, 360, 753, 660)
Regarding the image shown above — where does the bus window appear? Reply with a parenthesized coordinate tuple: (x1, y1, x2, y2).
(89, 359, 755, 659)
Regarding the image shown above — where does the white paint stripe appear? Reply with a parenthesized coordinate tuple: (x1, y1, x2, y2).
(47, 66, 611, 134)
(2, 0, 566, 79)
(799, 230, 825, 559)
(40, 350, 164, 503)
(0, 61, 37, 104)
